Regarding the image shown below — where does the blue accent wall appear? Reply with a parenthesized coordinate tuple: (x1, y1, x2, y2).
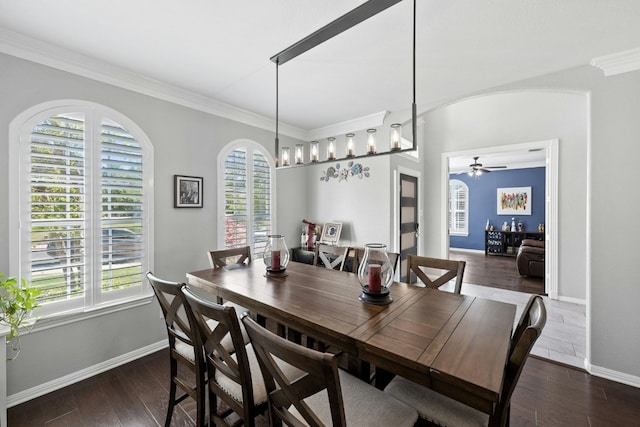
(450, 167, 545, 250)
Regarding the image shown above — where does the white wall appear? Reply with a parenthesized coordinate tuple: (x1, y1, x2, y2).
(420, 90, 588, 302)
(305, 156, 392, 247)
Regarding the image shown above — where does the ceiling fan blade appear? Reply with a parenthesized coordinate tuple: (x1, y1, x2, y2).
(485, 165, 507, 169)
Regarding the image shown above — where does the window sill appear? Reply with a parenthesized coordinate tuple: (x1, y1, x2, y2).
(27, 293, 155, 334)
(450, 232, 469, 237)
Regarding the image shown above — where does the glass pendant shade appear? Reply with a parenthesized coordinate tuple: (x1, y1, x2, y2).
(310, 141, 319, 162)
(263, 235, 289, 273)
(366, 128, 377, 154)
(390, 123, 402, 151)
(346, 133, 355, 157)
(281, 147, 290, 166)
(295, 144, 304, 164)
(357, 243, 394, 305)
(327, 137, 336, 160)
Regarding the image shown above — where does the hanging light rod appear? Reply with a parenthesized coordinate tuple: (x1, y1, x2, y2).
(270, 0, 403, 65)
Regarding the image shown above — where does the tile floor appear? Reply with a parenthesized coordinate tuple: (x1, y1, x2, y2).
(441, 282, 587, 369)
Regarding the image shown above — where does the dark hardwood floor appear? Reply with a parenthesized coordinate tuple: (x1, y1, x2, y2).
(8, 348, 640, 426)
(7, 253, 632, 426)
(450, 249, 545, 295)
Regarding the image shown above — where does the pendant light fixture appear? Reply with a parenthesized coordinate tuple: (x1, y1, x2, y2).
(272, 0, 418, 167)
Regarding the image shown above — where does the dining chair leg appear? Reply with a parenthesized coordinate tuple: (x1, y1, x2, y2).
(165, 359, 177, 427)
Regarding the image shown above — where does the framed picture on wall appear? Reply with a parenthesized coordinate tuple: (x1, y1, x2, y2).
(497, 186, 531, 215)
(174, 175, 203, 208)
(320, 222, 342, 244)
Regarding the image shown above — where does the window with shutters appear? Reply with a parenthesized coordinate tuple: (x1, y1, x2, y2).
(219, 141, 274, 257)
(9, 101, 153, 317)
(449, 179, 469, 236)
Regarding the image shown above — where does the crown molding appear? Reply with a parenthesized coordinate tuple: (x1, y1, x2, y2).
(306, 110, 389, 141)
(591, 47, 640, 77)
(0, 28, 308, 140)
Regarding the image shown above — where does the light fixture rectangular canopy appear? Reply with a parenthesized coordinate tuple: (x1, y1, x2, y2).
(270, 0, 403, 65)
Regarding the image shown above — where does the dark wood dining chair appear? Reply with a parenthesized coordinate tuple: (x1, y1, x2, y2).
(207, 246, 254, 321)
(146, 272, 206, 427)
(384, 294, 547, 427)
(406, 254, 466, 293)
(241, 314, 419, 427)
(352, 247, 400, 274)
(182, 286, 271, 427)
(314, 244, 349, 270)
(208, 245, 252, 269)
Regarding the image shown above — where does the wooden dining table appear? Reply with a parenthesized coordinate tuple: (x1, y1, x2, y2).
(186, 260, 516, 415)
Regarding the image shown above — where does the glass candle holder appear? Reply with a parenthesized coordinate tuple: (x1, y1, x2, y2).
(357, 243, 394, 305)
(295, 144, 304, 165)
(366, 128, 377, 154)
(310, 141, 319, 162)
(390, 123, 402, 151)
(345, 133, 355, 158)
(263, 235, 290, 275)
(327, 137, 336, 160)
(281, 147, 290, 166)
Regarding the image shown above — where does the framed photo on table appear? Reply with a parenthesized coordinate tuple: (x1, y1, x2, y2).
(320, 222, 342, 244)
(174, 175, 203, 208)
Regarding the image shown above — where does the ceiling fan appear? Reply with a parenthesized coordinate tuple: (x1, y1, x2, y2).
(464, 156, 507, 176)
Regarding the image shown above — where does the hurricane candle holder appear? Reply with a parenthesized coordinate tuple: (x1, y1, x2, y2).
(357, 243, 394, 305)
(264, 235, 289, 277)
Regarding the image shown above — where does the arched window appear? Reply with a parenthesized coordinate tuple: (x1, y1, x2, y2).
(218, 141, 274, 257)
(9, 101, 153, 316)
(449, 179, 469, 236)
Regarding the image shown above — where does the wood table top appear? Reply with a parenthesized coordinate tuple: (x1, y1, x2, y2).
(187, 260, 516, 413)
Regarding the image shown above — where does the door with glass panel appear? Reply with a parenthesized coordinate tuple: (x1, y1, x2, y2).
(399, 173, 418, 283)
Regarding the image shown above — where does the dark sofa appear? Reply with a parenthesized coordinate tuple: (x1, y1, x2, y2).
(516, 239, 545, 278)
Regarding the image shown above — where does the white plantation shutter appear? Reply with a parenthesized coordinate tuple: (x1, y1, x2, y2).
(449, 179, 469, 236)
(30, 114, 87, 306)
(224, 149, 248, 248)
(18, 105, 151, 315)
(222, 144, 273, 257)
(100, 118, 144, 293)
(252, 151, 271, 255)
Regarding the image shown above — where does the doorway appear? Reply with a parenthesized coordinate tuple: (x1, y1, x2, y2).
(399, 173, 419, 283)
(442, 140, 558, 298)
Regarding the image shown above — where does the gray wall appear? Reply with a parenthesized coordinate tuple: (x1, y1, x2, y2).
(0, 52, 302, 396)
(420, 65, 640, 380)
(420, 90, 588, 302)
(2, 51, 639, 397)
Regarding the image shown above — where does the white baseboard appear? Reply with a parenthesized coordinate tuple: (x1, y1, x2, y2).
(7, 340, 168, 408)
(449, 247, 485, 254)
(557, 295, 586, 305)
(587, 362, 640, 389)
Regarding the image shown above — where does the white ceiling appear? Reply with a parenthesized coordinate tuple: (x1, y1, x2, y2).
(1, 0, 639, 139)
(448, 149, 546, 174)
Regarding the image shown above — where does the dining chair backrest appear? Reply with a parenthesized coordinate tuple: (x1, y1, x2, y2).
(406, 254, 466, 294)
(351, 248, 400, 274)
(182, 286, 264, 427)
(208, 246, 252, 269)
(242, 313, 346, 425)
(241, 314, 419, 427)
(493, 295, 546, 426)
(314, 244, 349, 270)
(146, 271, 206, 427)
(384, 294, 546, 427)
